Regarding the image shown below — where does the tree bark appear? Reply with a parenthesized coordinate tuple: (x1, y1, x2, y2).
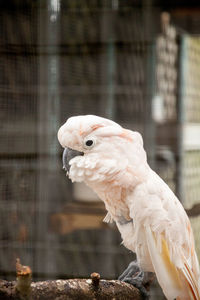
(0, 260, 143, 300)
(185, 203, 200, 217)
(0, 277, 142, 300)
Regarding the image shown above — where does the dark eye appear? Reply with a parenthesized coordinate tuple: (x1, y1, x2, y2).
(84, 137, 96, 149)
(85, 140, 93, 147)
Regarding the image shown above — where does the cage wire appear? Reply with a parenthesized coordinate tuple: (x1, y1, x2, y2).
(181, 37, 200, 261)
(1, 1, 200, 299)
(1, 0, 156, 281)
(0, 2, 38, 278)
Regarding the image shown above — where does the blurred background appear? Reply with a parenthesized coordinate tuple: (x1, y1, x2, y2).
(1, 0, 200, 298)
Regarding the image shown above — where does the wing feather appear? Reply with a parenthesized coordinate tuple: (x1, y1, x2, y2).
(103, 212, 113, 223)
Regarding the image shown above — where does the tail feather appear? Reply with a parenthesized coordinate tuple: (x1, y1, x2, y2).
(145, 227, 200, 300)
(145, 227, 182, 300)
(180, 259, 200, 300)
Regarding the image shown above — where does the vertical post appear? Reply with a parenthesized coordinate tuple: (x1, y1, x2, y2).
(101, 1, 118, 120)
(106, 39, 116, 119)
(176, 35, 186, 203)
(144, 42, 156, 168)
(47, 0, 61, 166)
(98, 1, 118, 278)
(36, 0, 60, 278)
(142, 0, 156, 168)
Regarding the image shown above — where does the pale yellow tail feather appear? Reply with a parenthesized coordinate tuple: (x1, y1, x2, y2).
(180, 259, 200, 300)
(145, 227, 200, 300)
(145, 227, 182, 299)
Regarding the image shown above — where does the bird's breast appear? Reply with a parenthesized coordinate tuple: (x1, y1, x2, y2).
(88, 182, 131, 221)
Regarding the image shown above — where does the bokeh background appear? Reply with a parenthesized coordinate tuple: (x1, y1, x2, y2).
(1, 0, 200, 298)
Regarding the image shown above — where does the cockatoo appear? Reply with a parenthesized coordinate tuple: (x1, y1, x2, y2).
(58, 115, 200, 300)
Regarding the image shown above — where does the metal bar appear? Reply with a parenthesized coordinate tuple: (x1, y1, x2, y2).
(36, 0, 61, 278)
(176, 35, 187, 202)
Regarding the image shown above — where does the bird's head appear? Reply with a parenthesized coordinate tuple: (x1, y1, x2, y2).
(57, 115, 147, 186)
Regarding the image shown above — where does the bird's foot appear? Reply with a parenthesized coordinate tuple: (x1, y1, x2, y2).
(118, 261, 155, 300)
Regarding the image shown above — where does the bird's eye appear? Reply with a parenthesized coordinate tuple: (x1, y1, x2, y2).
(84, 138, 96, 149)
(86, 140, 93, 146)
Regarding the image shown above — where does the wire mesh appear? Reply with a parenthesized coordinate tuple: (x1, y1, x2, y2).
(184, 37, 200, 123)
(0, 0, 157, 283)
(191, 216, 200, 263)
(0, 2, 38, 277)
(1, 1, 200, 300)
(180, 36, 200, 261)
(183, 151, 200, 209)
(155, 20, 178, 121)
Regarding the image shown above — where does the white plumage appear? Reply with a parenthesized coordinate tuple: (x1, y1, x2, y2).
(58, 115, 200, 300)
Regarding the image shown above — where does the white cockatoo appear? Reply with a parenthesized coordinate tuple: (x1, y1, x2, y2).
(58, 115, 200, 300)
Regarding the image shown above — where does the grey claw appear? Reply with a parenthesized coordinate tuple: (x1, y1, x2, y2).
(118, 261, 151, 300)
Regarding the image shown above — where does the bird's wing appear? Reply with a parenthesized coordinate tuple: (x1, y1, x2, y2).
(145, 225, 200, 300)
(103, 212, 113, 223)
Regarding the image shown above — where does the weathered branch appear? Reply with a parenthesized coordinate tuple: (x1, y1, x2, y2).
(16, 258, 32, 299)
(0, 259, 143, 300)
(185, 203, 200, 218)
(0, 277, 142, 300)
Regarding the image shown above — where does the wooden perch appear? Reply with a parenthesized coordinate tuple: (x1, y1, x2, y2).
(16, 258, 32, 299)
(51, 212, 108, 234)
(50, 201, 109, 234)
(185, 203, 200, 218)
(0, 259, 144, 300)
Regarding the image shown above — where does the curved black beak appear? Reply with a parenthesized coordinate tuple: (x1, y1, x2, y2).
(62, 148, 84, 172)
